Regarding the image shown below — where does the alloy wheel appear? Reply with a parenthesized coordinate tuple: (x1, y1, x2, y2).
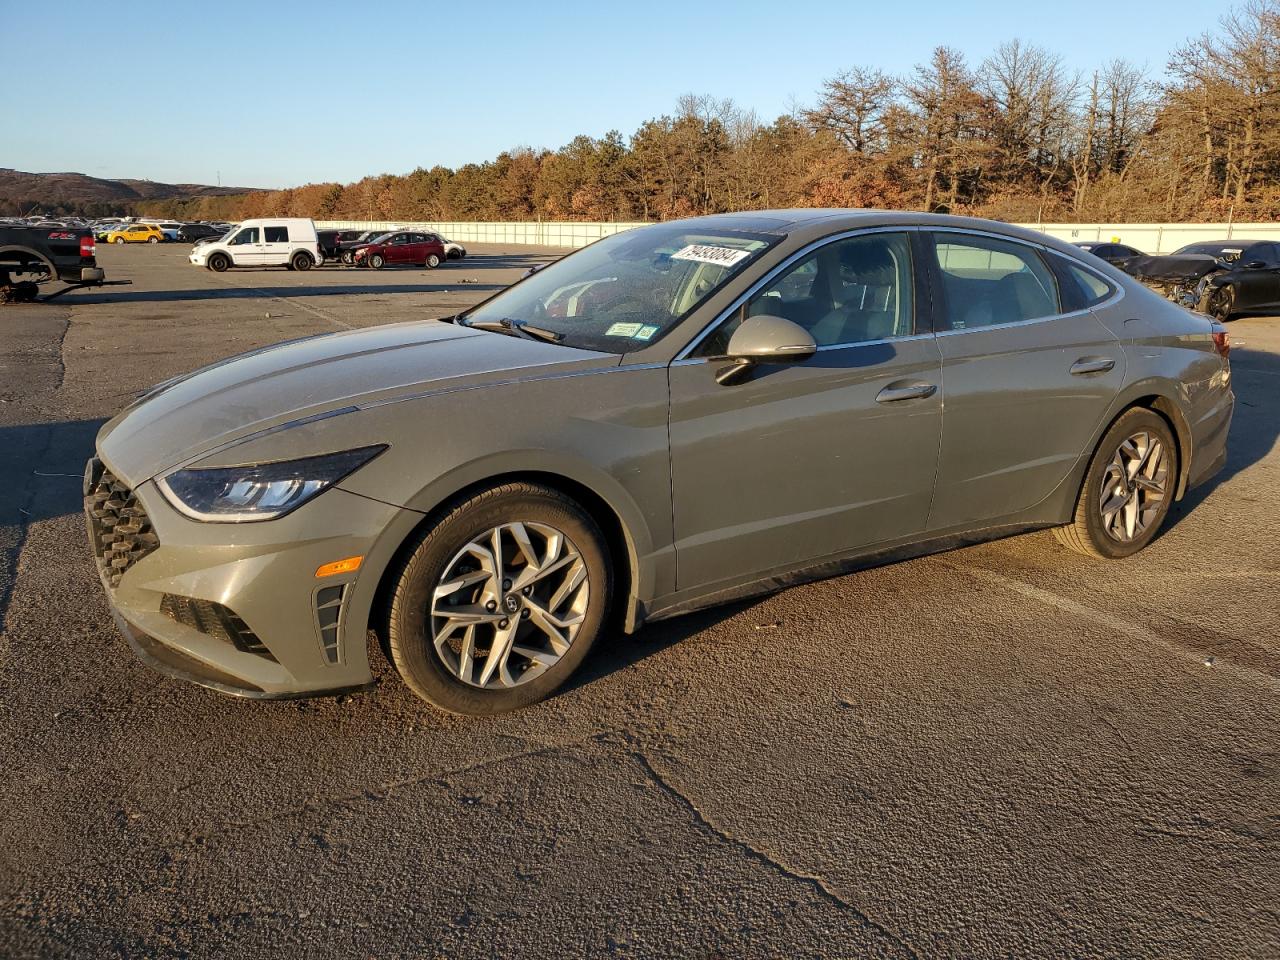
(1099, 430, 1169, 542)
(430, 521, 589, 689)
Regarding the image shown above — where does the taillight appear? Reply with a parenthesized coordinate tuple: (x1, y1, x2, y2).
(80, 235, 95, 258)
(1210, 325, 1230, 359)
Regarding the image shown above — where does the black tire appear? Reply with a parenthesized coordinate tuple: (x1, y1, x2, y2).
(1208, 285, 1236, 322)
(447, 249, 463, 260)
(147, 236, 159, 244)
(386, 482, 612, 715)
(207, 252, 231, 273)
(425, 253, 441, 269)
(1053, 407, 1179, 559)
(291, 251, 313, 272)
(341, 251, 354, 265)
(369, 253, 385, 270)
(113, 237, 125, 244)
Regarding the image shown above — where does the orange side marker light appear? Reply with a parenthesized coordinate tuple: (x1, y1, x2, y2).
(316, 556, 363, 578)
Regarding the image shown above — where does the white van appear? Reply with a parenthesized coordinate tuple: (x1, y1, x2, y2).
(189, 217, 321, 272)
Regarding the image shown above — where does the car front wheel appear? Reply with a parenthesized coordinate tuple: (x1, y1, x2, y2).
(386, 482, 612, 715)
(1054, 407, 1178, 559)
(207, 253, 231, 273)
(369, 253, 385, 269)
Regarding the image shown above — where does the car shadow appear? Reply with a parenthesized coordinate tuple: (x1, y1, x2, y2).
(64, 283, 505, 305)
(0, 418, 106, 629)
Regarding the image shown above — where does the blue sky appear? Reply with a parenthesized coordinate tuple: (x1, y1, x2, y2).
(13, 0, 1217, 189)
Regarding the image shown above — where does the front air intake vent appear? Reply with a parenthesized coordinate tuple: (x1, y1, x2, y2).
(160, 595, 277, 662)
(315, 585, 347, 663)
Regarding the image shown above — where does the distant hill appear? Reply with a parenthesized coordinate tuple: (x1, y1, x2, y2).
(0, 168, 261, 216)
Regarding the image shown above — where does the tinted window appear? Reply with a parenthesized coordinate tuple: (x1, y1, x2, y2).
(700, 232, 915, 355)
(1115, 245, 1140, 258)
(1244, 243, 1279, 265)
(264, 226, 289, 243)
(931, 233, 1059, 330)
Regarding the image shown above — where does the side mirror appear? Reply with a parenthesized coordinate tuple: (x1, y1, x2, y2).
(716, 314, 817, 385)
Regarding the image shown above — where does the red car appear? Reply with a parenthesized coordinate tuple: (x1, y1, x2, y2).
(352, 231, 447, 269)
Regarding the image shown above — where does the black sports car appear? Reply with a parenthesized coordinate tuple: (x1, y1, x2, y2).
(1123, 239, 1280, 321)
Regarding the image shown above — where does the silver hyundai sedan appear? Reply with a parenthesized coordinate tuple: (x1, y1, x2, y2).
(87, 211, 1234, 714)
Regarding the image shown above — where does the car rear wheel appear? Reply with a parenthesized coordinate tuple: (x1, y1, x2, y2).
(341, 251, 354, 264)
(1053, 407, 1178, 559)
(425, 254, 441, 269)
(147, 236, 159, 244)
(291, 252, 313, 272)
(207, 252, 231, 273)
(386, 482, 611, 715)
(369, 253, 385, 269)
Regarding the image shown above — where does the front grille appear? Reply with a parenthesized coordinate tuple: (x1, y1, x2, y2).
(160, 594, 277, 662)
(85, 465, 159, 589)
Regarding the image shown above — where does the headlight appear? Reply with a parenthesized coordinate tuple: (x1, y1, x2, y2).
(157, 445, 387, 522)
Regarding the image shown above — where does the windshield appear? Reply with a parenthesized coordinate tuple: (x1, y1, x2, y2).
(460, 223, 777, 353)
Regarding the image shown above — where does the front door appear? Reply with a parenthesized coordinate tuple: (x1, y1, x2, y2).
(225, 227, 263, 265)
(922, 230, 1126, 530)
(668, 230, 943, 592)
(1231, 243, 1280, 311)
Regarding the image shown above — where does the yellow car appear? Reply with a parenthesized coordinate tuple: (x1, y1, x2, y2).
(105, 223, 165, 244)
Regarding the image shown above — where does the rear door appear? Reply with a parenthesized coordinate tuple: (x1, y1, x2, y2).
(923, 230, 1126, 531)
(668, 229, 943, 590)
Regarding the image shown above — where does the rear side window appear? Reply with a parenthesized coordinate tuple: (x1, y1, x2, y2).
(264, 226, 289, 243)
(1055, 257, 1115, 308)
(929, 233, 1059, 330)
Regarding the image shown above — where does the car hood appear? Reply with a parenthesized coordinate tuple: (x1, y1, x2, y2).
(97, 319, 617, 485)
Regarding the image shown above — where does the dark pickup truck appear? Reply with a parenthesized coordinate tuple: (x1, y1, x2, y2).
(0, 224, 109, 302)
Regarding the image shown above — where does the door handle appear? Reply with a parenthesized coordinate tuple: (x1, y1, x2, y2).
(1070, 357, 1115, 375)
(876, 381, 937, 403)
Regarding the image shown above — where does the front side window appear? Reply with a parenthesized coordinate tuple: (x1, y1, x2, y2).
(264, 226, 289, 243)
(228, 228, 259, 246)
(698, 232, 915, 356)
(931, 233, 1059, 330)
(460, 222, 776, 353)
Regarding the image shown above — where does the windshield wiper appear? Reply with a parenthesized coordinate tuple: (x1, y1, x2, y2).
(463, 317, 564, 343)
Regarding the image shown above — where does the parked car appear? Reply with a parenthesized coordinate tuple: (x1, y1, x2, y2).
(188, 217, 321, 272)
(154, 222, 185, 242)
(177, 223, 225, 243)
(336, 230, 390, 264)
(317, 229, 366, 261)
(352, 231, 446, 269)
(1074, 241, 1143, 266)
(105, 223, 165, 244)
(0, 224, 106, 301)
(1123, 238, 1280, 320)
(86, 211, 1233, 715)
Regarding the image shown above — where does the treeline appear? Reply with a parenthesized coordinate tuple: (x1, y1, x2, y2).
(141, 2, 1280, 225)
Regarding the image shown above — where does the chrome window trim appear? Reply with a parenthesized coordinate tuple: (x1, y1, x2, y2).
(924, 226, 1126, 334)
(675, 226, 924, 361)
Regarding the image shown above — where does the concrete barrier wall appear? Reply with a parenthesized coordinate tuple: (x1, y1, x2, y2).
(317, 219, 1280, 253)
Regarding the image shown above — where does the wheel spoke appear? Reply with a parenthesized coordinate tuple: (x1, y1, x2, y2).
(432, 568, 491, 602)
(477, 618, 520, 687)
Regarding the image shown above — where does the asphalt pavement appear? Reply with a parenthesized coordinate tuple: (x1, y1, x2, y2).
(1, 243, 1277, 958)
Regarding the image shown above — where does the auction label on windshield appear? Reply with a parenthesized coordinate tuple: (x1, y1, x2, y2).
(671, 244, 751, 268)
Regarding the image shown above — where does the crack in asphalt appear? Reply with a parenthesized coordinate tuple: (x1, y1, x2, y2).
(631, 751, 922, 960)
(181, 729, 626, 847)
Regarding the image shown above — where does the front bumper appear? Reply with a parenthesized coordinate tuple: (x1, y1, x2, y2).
(86, 455, 423, 698)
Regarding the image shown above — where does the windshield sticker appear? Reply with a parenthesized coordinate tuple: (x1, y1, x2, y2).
(634, 325, 659, 341)
(670, 244, 752, 268)
(605, 322, 643, 337)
